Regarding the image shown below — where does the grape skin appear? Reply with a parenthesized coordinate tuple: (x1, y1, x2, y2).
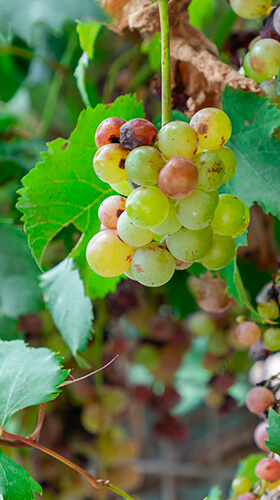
(190, 108, 232, 150)
(253, 421, 269, 452)
(257, 300, 279, 320)
(255, 457, 280, 482)
(200, 233, 236, 270)
(151, 199, 182, 235)
(166, 226, 213, 262)
(245, 39, 280, 83)
(125, 146, 166, 187)
(211, 194, 249, 236)
(98, 195, 126, 229)
(95, 117, 126, 148)
(193, 152, 225, 192)
(93, 144, 130, 183)
(229, 0, 272, 19)
(246, 386, 274, 415)
(86, 230, 134, 277)
(126, 186, 170, 229)
(235, 321, 261, 347)
(117, 211, 154, 247)
(131, 242, 175, 287)
(213, 146, 237, 183)
(156, 121, 199, 160)
(120, 118, 157, 149)
(109, 179, 132, 196)
(157, 156, 199, 199)
(263, 327, 280, 351)
(175, 189, 216, 230)
(232, 477, 251, 495)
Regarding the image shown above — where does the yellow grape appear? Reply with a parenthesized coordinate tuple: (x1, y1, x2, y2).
(86, 230, 134, 277)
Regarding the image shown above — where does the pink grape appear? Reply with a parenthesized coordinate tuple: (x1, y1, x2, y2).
(253, 421, 269, 452)
(246, 386, 274, 415)
(98, 195, 126, 229)
(235, 321, 261, 347)
(157, 156, 199, 199)
(255, 457, 280, 482)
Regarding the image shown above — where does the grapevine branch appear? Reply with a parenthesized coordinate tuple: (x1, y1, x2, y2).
(158, 0, 171, 126)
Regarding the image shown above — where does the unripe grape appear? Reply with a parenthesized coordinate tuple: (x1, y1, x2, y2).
(235, 321, 261, 347)
(200, 233, 236, 270)
(246, 386, 274, 415)
(86, 230, 134, 277)
(253, 421, 269, 451)
(232, 477, 251, 495)
(98, 195, 126, 229)
(117, 211, 154, 247)
(211, 194, 249, 237)
(175, 189, 216, 230)
(109, 179, 132, 196)
(245, 39, 280, 83)
(156, 120, 199, 159)
(151, 199, 182, 235)
(95, 117, 126, 148)
(126, 186, 169, 229)
(213, 146, 237, 183)
(190, 108, 232, 150)
(257, 300, 279, 320)
(255, 457, 280, 482)
(157, 156, 198, 199)
(125, 146, 166, 186)
(166, 226, 213, 262)
(120, 118, 157, 149)
(193, 152, 225, 191)
(229, 0, 272, 19)
(131, 242, 175, 287)
(93, 143, 129, 183)
(263, 327, 280, 351)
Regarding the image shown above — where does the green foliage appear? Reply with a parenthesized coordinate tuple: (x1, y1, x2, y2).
(17, 94, 145, 299)
(266, 409, 280, 455)
(76, 21, 102, 59)
(233, 453, 266, 486)
(0, 222, 42, 321)
(40, 258, 93, 355)
(222, 87, 280, 218)
(0, 450, 42, 500)
(188, 0, 217, 30)
(0, 0, 109, 45)
(141, 33, 161, 72)
(0, 340, 68, 427)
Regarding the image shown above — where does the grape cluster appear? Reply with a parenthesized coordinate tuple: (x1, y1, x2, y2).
(86, 110, 250, 287)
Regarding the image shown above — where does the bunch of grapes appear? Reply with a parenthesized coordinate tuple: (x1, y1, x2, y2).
(86, 110, 250, 287)
(229, 382, 280, 500)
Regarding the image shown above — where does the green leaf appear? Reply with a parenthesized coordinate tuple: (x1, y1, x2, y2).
(205, 485, 222, 500)
(40, 258, 93, 356)
(0, 0, 109, 45)
(0, 450, 42, 499)
(76, 21, 101, 59)
(0, 315, 20, 341)
(277, 64, 280, 97)
(266, 408, 280, 455)
(188, 0, 217, 30)
(141, 33, 161, 72)
(74, 52, 91, 107)
(0, 223, 41, 319)
(17, 94, 144, 299)
(222, 87, 280, 219)
(0, 340, 68, 427)
(234, 453, 266, 486)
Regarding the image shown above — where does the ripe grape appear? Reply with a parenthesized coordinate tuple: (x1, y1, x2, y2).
(95, 117, 126, 148)
(263, 327, 280, 351)
(175, 189, 216, 230)
(257, 300, 279, 320)
(157, 156, 199, 199)
(109, 179, 132, 196)
(200, 233, 236, 270)
(253, 421, 269, 452)
(98, 195, 126, 229)
(151, 199, 182, 235)
(255, 457, 280, 482)
(211, 194, 249, 236)
(125, 146, 166, 186)
(166, 226, 213, 262)
(213, 146, 237, 183)
(246, 386, 274, 415)
(190, 108, 232, 150)
(244, 39, 280, 83)
(193, 152, 225, 191)
(235, 321, 261, 347)
(117, 211, 154, 247)
(86, 230, 134, 277)
(120, 118, 157, 149)
(131, 242, 175, 287)
(156, 120, 199, 159)
(232, 477, 251, 495)
(93, 143, 129, 183)
(229, 0, 272, 19)
(126, 186, 169, 229)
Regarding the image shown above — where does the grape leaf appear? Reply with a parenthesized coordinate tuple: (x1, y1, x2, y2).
(0, 0, 109, 45)
(205, 485, 221, 500)
(266, 408, 280, 455)
(0, 450, 42, 499)
(0, 223, 41, 319)
(232, 453, 266, 487)
(222, 86, 280, 219)
(17, 94, 145, 298)
(76, 21, 101, 59)
(40, 258, 93, 356)
(0, 340, 68, 427)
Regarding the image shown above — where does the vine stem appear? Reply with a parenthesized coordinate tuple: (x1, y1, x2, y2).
(1, 430, 137, 500)
(158, 0, 172, 126)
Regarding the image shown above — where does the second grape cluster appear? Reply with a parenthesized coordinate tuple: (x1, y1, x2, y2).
(86, 109, 250, 287)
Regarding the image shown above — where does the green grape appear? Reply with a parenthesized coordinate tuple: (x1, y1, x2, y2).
(125, 146, 166, 186)
(93, 143, 130, 183)
(245, 39, 280, 83)
(109, 179, 132, 196)
(186, 311, 216, 336)
(213, 146, 237, 183)
(190, 108, 232, 150)
(231, 202, 250, 238)
(131, 242, 175, 287)
(232, 477, 251, 495)
(166, 226, 213, 262)
(175, 189, 216, 230)
(117, 211, 154, 247)
(257, 300, 279, 320)
(86, 230, 134, 277)
(211, 194, 249, 236)
(229, 0, 271, 18)
(208, 331, 229, 356)
(260, 78, 280, 104)
(208, 190, 219, 207)
(200, 234, 236, 270)
(156, 120, 199, 160)
(193, 152, 225, 191)
(125, 266, 137, 280)
(263, 327, 280, 351)
(126, 186, 169, 229)
(243, 52, 262, 82)
(151, 199, 182, 235)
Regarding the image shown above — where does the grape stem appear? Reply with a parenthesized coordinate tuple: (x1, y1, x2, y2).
(158, 0, 172, 126)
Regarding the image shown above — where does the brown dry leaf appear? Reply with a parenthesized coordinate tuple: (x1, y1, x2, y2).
(102, 0, 262, 112)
